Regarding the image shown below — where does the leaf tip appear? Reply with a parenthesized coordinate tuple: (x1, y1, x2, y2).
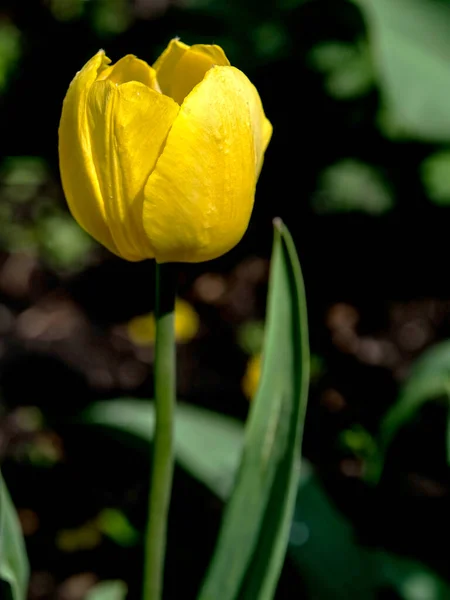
(272, 217, 284, 232)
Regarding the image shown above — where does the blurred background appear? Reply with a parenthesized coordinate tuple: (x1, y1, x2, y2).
(2, 0, 450, 598)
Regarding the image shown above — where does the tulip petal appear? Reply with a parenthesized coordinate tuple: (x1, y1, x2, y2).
(97, 54, 161, 92)
(59, 51, 119, 256)
(153, 38, 189, 92)
(154, 39, 230, 104)
(87, 79, 179, 260)
(143, 65, 270, 263)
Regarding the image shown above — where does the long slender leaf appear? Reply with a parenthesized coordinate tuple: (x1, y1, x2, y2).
(84, 400, 244, 501)
(0, 472, 29, 600)
(199, 220, 309, 600)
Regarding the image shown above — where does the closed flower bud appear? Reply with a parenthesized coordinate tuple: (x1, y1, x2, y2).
(58, 39, 272, 263)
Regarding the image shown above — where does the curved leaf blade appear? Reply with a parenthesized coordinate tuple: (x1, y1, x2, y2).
(199, 220, 310, 600)
(83, 400, 244, 501)
(0, 472, 29, 600)
(379, 340, 450, 455)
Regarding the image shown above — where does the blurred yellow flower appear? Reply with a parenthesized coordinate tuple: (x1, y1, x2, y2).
(59, 39, 272, 263)
(56, 522, 101, 552)
(127, 299, 199, 345)
(242, 354, 261, 400)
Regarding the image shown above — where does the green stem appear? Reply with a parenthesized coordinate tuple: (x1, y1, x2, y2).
(143, 262, 177, 600)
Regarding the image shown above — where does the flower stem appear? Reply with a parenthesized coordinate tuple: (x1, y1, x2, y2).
(143, 262, 177, 600)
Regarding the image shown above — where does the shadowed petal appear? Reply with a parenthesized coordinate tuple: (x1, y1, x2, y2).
(87, 79, 179, 260)
(59, 50, 119, 255)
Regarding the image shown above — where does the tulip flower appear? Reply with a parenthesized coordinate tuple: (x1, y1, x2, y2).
(59, 39, 272, 263)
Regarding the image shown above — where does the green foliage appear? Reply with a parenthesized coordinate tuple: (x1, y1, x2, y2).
(35, 211, 95, 270)
(375, 341, 450, 477)
(251, 22, 290, 60)
(85, 580, 128, 600)
(90, 0, 133, 37)
(355, 0, 450, 141)
(421, 150, 450, 206)
(85, 223, 310, 599)
(313, 159, 393, 215)
(293, 467, 450, 599)
(0, 157, 95, 270)
(199, 221, 309, 600)
(291, 464, 374, 599)
(237, 320, 265, 355)
(308, 41, 373, 99)
(96, 509, 139, 548)
(0, 473, 29, 600)
(0, 22, 21, 93)
(84, 400, 244, 501)
(48, 0, 84, 22)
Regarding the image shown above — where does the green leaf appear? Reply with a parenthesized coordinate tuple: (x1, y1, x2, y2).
(355, 0, 450, 141)
(376, 340, 450, 477)
(199, 220, 309, 600)
(0, 472, 29, 600)
(96, 508, 138, 547)
(374, 552, 450, 600)
(0, 22, 21, 93)
(289, 465, 375, 599)
(84, 400, 244, 501)
(85, 580, 127, 600)
(421, 150, 450, 206)
(290, 465, 450, 599)
(308, 41, 374, 100)
(313, 159, 393, 215)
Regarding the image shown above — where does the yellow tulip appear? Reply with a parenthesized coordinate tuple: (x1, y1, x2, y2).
(59, 39, 272, 263)
(242, 353, 261, 400)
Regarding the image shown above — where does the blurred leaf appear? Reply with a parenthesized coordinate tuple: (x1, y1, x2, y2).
(199, 221, 309, 600)
(355, 0, 450, 141)
(84, 401, 244, 501)
(252, 22, 289, 60)
(0, 22, 21, 93)
(340, 425, 379, 476)
(309, 41, 373, 99)
(290, 464, 375, 599)
(290, 466, 450, 599)
(374, 552, 450, 600)
(48, 0, 84, 21)
(313, 159, 393, 215)
(0, 157, 47, 203)
(376, 341, 450, 477)
(0, 472, 29, 600)
(85, 580, 127, 600)
(309, 354, 325, 383)
(237, 320, 265, 355)
(421, 150, 450, 206)
(90, 0, 133, 36)
(96, 509, 138, 547)
(36, 212, 94, 270)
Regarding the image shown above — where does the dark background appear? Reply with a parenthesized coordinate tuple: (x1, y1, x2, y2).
(2, 0, 450, 598)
